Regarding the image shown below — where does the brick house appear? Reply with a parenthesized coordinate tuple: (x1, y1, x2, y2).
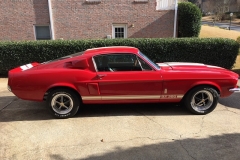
(0, 0, 177, 41)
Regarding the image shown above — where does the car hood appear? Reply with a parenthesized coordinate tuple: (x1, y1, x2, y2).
(157, 62, 238, 77)
(157, 62, 224, 70)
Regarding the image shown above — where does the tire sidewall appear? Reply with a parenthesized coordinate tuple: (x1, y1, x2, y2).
(47, 89, 80, 118)
(185, 87, 219, 115)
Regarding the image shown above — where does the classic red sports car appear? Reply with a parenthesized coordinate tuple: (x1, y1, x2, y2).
(8, 46, 240, 118)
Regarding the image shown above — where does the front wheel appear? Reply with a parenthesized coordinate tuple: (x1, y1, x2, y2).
(184, 86, 219, 115)
(47, 89, 80, 118)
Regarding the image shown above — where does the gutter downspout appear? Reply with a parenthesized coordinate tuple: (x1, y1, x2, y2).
(48, 0, 55, 40)
(173, 0, 178, 38)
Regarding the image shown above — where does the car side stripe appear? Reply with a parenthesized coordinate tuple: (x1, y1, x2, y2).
(82, 95, 184, 100)
(102, 95, 160, 100)
(82, 96, 101, 100)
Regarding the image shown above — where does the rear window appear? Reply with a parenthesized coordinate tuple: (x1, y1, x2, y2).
(42, 52, 84, 64)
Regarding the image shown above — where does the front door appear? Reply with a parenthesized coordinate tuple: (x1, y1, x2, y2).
(93, 53, 163, 103)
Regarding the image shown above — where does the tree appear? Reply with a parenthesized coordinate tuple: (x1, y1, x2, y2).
(200, 0, 236, 20)
(188, 0, 199, 4)
(214, 0, 236, 20)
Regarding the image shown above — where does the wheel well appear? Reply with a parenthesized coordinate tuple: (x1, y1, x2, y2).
(43, 86, 82, 101)
(182, 84, 220, 102)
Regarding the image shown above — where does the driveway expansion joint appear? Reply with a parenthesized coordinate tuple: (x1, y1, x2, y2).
(224, 106, 240, 115)
(0, 98, 18, 112)
(193, 116, 206, 135)
(178, 140, 197, 160)
(131, 108, 180, 136)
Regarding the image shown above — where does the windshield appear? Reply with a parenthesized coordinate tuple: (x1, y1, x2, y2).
(139, 52, 160, 70)
(42, 51, 84, 64)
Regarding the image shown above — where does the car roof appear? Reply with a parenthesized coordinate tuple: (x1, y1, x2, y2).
(83, 46, 139, 56)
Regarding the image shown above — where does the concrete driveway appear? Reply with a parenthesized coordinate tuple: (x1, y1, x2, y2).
(0, 78, 240, 160)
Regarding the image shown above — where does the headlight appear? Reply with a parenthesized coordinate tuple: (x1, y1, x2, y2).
(7, 85, 11, 92)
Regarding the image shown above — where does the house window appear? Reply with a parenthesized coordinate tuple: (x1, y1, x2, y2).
(112, 24, 127, 39)
(35, 26, 51, 40)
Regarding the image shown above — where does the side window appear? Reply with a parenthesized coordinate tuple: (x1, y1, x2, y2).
(137, 57, 153, 71)
(94, 54, 140, 72)
(93, 55, 106, 71)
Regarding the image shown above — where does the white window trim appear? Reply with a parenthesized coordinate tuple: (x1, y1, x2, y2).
(112, 24, 127, 39)
(34, 25, 52, 40)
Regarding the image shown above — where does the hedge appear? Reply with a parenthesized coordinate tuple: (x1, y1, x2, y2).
(0, 38, 239, 75)
(178, 2, 202, 37)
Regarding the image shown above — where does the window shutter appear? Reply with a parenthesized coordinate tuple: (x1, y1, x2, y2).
(156, 0, 176, 10)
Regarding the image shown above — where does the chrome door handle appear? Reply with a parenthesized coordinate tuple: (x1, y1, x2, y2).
(97, 74, 107, 79)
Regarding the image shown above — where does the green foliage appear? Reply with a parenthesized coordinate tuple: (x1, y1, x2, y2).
(0, 38, 239, 75)
(178, 2, 202, 37)
(236, 36, 240, 55)
(236, 36, 240, 44)
(188, 0, 198, 4)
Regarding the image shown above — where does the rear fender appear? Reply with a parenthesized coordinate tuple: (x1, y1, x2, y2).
(43, 83, 80, 100)
(46, 83, 79, 94)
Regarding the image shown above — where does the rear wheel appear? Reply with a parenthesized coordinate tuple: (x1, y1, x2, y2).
(47, 89, 80, 118)
(184, 86, 219, 115)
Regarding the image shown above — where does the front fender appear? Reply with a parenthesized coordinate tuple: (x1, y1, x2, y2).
(189, 81, 222, 94)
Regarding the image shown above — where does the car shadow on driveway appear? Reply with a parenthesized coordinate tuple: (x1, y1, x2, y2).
(0, 93, 239, 122)
(76, 103, 188, 118)
(0, 96, 190, 122)
(219, 93, 240, 110)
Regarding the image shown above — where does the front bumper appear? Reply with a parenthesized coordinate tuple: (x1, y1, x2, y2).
(229, 87, 240, 92)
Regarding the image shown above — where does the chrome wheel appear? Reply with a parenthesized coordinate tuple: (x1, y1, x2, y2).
(51, 93, 74, 115)
(191, 90, 214, 112)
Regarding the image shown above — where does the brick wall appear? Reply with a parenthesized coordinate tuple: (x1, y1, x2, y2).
(0, 0, 175, 41)
(52, 0, 175, 39)
(0, 0, 50, 41)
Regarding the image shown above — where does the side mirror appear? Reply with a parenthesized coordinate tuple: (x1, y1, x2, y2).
(72, 59, 89, 69)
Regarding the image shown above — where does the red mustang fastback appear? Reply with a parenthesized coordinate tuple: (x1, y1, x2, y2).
(8, 46, 240, 118)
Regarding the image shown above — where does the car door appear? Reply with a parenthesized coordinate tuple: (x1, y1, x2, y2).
(93, 53, 163, 103)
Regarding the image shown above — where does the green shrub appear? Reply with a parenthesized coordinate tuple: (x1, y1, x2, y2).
(0, 38, 238, 75)
(178, 2, 202, 37)
(236, 36, 240, 44)
(236, 36, 240, 55)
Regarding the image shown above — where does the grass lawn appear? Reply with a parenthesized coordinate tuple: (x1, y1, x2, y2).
(200, 25, 240, 40)
(200, 25, 240, 74)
